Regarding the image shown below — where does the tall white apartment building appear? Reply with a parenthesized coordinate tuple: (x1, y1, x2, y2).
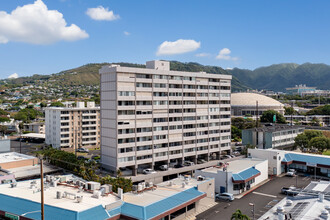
(45, 102, 100, 149)
(100, 61, 232, 174)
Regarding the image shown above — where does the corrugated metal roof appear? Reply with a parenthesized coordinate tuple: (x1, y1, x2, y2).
(282, 153, 330, 166)
(120, 187, 205, 220)
(232, 167, 260, 181)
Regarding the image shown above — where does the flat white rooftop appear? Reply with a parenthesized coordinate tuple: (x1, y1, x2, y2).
(0, 152, 35, 163)
(201, 158, 266, 174)
(0, 175, 120, 212)
(259, 181, 330, 220)
(21, 133, 45, 139)
(123, 177, 204, 206)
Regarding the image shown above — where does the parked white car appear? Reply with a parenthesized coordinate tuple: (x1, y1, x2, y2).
(143, 169, 157, 174)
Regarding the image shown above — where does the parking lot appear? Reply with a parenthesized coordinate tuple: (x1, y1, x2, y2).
(196, 175, 312, 220)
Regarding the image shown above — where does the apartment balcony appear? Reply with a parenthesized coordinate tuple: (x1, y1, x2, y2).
(136, 87, 152, 92)
(118, 133, 135, 139)
(153, 88, 168, 92)
(135, 114, 152, 120)
(118, 115, 135, 120)
(183, 151, 196, 157)
(135, 78, 152, 83)
(154, 156, 168, 162)
(169, 145, 182, 151)
(169, 129, 182, 135)
(169, 105, 183, 109)
(169, 154, 183, 160)
(154, 148, 169, 153)
(210, 147, 220, 153)
(82, 123, 97, 127)
(168, 96, 182, 100)
(135, 96, 152, 101)
(135, 140, 152, 146)
(118, 151, 136, 158)
(82, 112, 97, 116)
(82, 140, 97, 144)
(117, 106, 136, 110)
(118, 160, 135, 167)
(196, 150, 209, 155)
(136, 158, 152, 165)
(135, 106, 152, 111)
(118, 96, 136, 101)
(136, 150, 152, 156)
(153, 79, 168, 83)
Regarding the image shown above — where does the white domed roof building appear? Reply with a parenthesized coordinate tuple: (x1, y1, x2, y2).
(231, 93, 284, 116)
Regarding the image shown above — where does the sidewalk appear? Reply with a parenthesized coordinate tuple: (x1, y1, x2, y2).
(185, 201, 218, 220)
(234, 178, 271, 199)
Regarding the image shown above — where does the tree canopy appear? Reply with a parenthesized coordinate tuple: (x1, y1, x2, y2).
(307, 105, 330, 115)
(294, 130, 330, 151)
(309, 137, 330, 152)
(260, 110, 286, 124)
(50, 101, 65, 107)
(231, 209, 250, 220)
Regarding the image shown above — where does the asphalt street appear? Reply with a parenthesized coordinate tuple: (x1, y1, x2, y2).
(196, 175, 312, 220)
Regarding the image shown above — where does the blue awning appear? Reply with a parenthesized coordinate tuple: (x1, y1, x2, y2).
(232, 167, 261, 182)
(282, 153, 330, 167)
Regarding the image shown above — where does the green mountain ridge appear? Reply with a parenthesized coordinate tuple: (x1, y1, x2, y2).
(228, 63, 330, 91)
(1, 61, 249, 92)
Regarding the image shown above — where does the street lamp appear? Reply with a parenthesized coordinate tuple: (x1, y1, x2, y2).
(249, 203, 255, 220)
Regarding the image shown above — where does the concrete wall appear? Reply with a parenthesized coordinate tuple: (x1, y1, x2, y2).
(248, 149, 285, 175)
(0, 158, 38, 169)
(196, 178, 215, 212)
(0, 139, 10, 153)
(100, 71, 118, 171)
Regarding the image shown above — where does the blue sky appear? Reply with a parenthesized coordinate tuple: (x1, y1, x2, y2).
(0, 0, 330, 79)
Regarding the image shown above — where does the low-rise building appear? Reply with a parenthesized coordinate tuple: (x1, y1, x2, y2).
(0, 174, 215, 220)
(249, 148, 330, 177)
(259, 180, 330, 220)
(23, 122, 45, 134)
(286, 84, 316, 96)
(284, 115, 330, 126)
(122, 176, 215, 220)
(0, 152, 38, 170)
(195, 158, 268, 195)
(45, 101, 100, 149)
(242, 125, 304, 149)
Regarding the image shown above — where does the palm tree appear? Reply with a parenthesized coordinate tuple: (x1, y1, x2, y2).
(231, 209, 250, 220)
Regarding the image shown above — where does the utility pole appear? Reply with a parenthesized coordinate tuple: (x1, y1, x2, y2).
(40, 158, 45, 220)
(291, 102, 294, 126)
(19, 130, 22, 154)
(256, 101, 259, 128)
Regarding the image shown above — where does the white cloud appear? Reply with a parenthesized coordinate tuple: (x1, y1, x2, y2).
(8, 73, 18, 79)
(0, 0, 88, 45)
(226, 67, 233, 70)
(216, 48, 238, 61)
(86, 6, 120, 21)
(124, 31, 130, 36)
(195, 53, 210, 57)
(156, 39, 201, 56)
